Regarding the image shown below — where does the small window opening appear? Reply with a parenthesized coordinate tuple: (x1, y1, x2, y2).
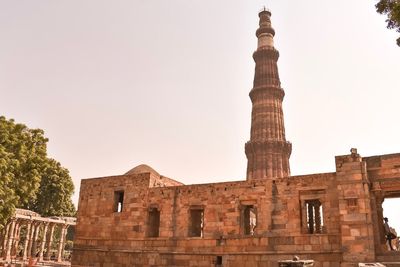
(114, 191, 124, 213)
(305, 199, 323, 234)
(189, 208, 204, 237)
(147, 207, 160, 237)
(215, 255, 223, 266)
(243, 205, 257, 235)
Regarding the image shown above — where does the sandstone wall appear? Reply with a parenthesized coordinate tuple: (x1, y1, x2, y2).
(73, 152, 400, 266)
(73, 171, 344, 267)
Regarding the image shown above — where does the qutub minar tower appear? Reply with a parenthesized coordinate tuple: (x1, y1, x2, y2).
(69, 8, 400, 267)
(245, 9, 292, 180)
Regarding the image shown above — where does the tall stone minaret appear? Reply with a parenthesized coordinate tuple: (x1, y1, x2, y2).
(245, 9, 292, 180)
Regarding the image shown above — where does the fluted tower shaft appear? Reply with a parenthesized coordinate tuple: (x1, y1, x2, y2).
(245, 9, 291, 180)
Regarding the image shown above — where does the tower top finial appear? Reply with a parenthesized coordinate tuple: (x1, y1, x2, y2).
(259, 6, 271, 16)
(256, 8, 275, 47)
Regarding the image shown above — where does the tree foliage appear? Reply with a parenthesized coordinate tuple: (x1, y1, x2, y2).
(376, 0, 400, 46)
(34, 158, 75, 217)
(0, 116, 75, 229)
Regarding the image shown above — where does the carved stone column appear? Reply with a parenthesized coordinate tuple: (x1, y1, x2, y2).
(5, 219, 16, 262)
(31, 222, 41, 257)
(0, 227, 4, 256)
(23, 220, 32, 261)
(1, 222, 11, 258)
(45, 223, 55, 260)
(61, 225, 69, 260)
(39, 222, 49, 261)
(314, 201, 322, 233)
(13, 220, 21, 257)
(307, 203, 314, 234)
(57, 225, 67, 262)
(27, 221, 36, 258)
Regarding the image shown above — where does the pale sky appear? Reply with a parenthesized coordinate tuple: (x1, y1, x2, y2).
(1, 1, 399, 231)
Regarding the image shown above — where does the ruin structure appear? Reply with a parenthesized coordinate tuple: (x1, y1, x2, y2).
(72, 9, 400, 267)
(0, 208, 76, 263)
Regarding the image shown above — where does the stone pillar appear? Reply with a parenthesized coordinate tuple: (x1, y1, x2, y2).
(307, 203, 314, 233)
(45, 223, 55, 260)
(57, 225, 67, 262)
(39, 222, 49, 261)
(1, 222, 11, 258)
(27, 221, 36, 258)
(29, 222, 40, 258)
(376, 195, 386, 245)
(13, 221, 21, 257)
(61, 225, 69, 260)
(23, 221, 32, 261)
(0, 227, 4, 256)
(314, 201, 321, 233)
(369, 187, 387, 254)
(335, 149, 376, 265)
(31, 222, 41, 257)
(5, 219, 16, 262)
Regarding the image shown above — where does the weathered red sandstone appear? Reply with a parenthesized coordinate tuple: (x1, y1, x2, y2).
(72, 9, 400, 267)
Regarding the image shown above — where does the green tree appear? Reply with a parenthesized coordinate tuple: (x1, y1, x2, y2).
(34, 158, 75, 217)
(0, 146, 18, 230)
(376, 0, 400, 46)
(0, 116, 75, 229)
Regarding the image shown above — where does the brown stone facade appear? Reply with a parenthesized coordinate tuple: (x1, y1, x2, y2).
(72, 151, 400, 266)
(72, 9, 400, 267)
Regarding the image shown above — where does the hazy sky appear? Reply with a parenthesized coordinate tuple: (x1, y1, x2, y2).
(1, 1, 399, 230)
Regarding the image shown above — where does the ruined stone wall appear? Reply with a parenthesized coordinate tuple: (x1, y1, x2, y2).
(75, 173, 151, 242)
(365, 153, 400, 187)
(73, 171, 345, 267)
(363, 153, 400, 259)
(334, 153, 376, 266)
(72, 154, 400, 267)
